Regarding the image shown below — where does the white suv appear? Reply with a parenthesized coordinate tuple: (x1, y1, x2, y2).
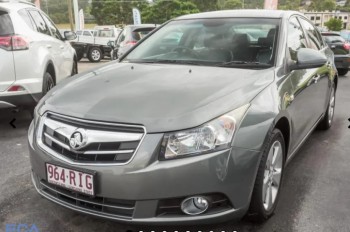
(0, 0, 77, 110)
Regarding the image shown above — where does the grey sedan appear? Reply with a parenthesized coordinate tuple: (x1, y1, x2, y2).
(28, 10, 337, 224)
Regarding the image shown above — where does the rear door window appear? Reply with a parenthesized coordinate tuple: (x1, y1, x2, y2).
(0, 11, 14, 36)
(18, 9, 35, 31)
(117, 29, 126, 44)
(41, 13, 62, 40)
(28, 10, 51, 36)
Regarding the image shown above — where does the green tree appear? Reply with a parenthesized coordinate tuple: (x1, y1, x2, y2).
(243, 0, 264, 8)
(223, 0, 243, 9)
(324, 18, 343, 31)
(279, 0, 301, 10)
(91, 0, 148, 25)
(142, 0, 200, 24)
(308, 0, 336, 11)
(36, 0, 93, 24)
(191, 0, 218, 11)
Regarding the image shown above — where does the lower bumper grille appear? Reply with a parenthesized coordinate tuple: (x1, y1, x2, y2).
(157, 193, 232, 217)
(39, 180, 135, 219)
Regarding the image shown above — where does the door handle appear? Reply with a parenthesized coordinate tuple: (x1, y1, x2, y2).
(46, 45, 52, 49)
(312, 74, 321, 84)
(60, 45, 65, 49)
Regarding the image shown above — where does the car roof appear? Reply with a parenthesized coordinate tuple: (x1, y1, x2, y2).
(125, 24, 157, 28)
(321, 32, 341, 36)
(0, 1, 36, 12)
(176, 9, 302, 20)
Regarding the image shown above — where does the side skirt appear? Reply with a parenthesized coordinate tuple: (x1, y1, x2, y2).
(286, 114, 324, 165)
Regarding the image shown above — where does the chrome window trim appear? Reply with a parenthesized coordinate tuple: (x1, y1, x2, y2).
(36, 111, 147, 166)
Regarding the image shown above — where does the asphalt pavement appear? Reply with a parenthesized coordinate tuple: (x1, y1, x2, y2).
(1, 61, 350, 232)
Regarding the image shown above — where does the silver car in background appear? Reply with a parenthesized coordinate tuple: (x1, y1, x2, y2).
(28, 10, 337, 224)
(115, 24, 157, 58)
(0, 0, 77, 110)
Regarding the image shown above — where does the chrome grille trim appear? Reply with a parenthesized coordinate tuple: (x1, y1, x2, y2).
(36, 112, 147, 166)
(44, 117, 144, 143)
(43, 133, 134, 155)
(44, 132, 71, 150)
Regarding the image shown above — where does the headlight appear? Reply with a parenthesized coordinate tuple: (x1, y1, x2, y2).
(160, 104, 250, 160)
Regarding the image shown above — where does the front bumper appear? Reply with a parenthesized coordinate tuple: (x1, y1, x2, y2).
(28, 120, 261, 224)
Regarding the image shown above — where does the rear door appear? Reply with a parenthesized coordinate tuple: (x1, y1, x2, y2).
(0, 10, 16, 92)
(286, 16, 324, 154)
(41, 12, 73, 80)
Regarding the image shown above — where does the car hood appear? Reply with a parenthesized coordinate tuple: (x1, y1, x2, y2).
(41, 62, 274, 133)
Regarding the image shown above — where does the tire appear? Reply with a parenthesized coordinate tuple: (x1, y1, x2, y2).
(42, 72, 55, 96)
(77, 53, 83, 62)
(71, 59, 78, 76)
(317, 82, 336, 130)
(248, 128, 285, 222)
(88, 47, 102, 62)
(337, 68, 348, 76)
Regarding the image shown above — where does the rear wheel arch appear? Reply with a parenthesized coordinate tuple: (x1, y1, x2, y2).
(45, 62, 56, 85)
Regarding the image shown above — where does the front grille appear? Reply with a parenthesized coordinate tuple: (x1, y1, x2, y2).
(40, 180, 135, 218)
(37, 112, 145, 164)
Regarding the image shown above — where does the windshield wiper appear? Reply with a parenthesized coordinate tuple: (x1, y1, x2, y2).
(218, 61, 272, 67)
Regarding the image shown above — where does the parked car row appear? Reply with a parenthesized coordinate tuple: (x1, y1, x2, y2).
(72, 24, 157, 62)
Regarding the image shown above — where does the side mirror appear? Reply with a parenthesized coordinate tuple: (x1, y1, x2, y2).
(290, 48, 327, 71)
(107, 40, 115, 47)
(64, 31, 77, 41)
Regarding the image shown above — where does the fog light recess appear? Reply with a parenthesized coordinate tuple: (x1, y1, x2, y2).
(181, 196, 209, 215)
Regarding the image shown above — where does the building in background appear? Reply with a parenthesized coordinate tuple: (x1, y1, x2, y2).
(303, 11, 350, 30)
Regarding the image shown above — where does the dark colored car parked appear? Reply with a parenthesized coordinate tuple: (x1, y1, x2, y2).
(29, 10, 337, 224)
(322, 32, 350, 76)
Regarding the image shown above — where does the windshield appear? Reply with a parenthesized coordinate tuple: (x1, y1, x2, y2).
(96, 29, 114, 37)
(132, 29, 154, 41)
(124, 18, 279, 68)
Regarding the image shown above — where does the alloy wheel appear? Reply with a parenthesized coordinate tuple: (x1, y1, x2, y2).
(91, 50, 101, 61)
(263, 140, 283, 211)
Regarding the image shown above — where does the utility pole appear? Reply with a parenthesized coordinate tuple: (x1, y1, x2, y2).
(67, 0, 74, 31)
(73, 0, 79, 31)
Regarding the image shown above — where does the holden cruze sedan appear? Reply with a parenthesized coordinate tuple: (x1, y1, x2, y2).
(28, 10, 337, 224)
